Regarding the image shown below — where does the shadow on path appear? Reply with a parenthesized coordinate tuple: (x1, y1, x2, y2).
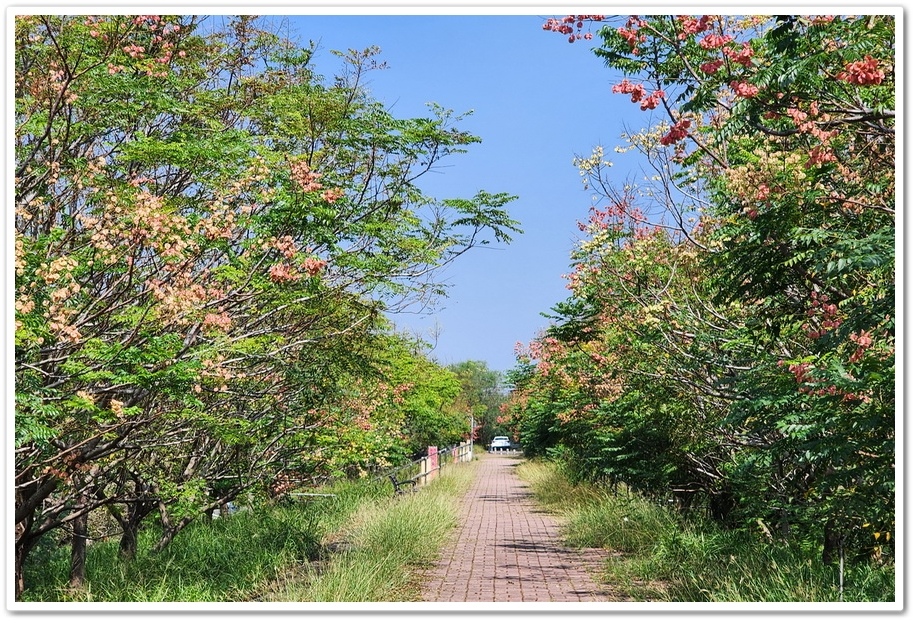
(420, 453, 617, 603)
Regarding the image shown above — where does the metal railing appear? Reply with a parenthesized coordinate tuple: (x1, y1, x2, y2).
(374, 440, 474, 492)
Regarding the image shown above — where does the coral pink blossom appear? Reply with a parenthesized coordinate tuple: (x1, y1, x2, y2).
(837, 55, 885, 86)
(268, 262, 298, 283)
(617, 26, 639, 49)
(612, 79, 649, 103)
(805, 145, 837, 168)
(725, 42, 754, 67)
(203, 312, 232, 331)
(677, 15, 712, 38)
(303, 257, 327, 277)
(730, 81, 759, 98)
(122, 43, 145, 58)
(542, 15, 605, 42)
(851, 331, 873, 348)
(699, 33, 733, 49)
(788, 362, 812, 384)
(699, 59, 724, 74)
(321, 188, 344, 203)
(660, 119, 691, 145)
(638, 90, 665, 110)
(289, 160, 323, 192)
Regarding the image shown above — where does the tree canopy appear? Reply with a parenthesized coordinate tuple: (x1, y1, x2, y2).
(13, 14, 519, 597)
(509, 13, 895, 566)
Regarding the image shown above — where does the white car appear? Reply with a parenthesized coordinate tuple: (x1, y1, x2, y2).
(489, 436, 512, 452)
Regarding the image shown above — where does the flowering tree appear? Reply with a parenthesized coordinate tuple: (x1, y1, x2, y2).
(13, 14, 519, 596)
(514, 13, 895, 568)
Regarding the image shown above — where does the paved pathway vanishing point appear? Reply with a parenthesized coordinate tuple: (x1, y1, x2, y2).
(420, 452, 615, 602)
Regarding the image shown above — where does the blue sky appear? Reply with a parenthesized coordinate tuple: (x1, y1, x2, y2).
(281, 13, 651, 374)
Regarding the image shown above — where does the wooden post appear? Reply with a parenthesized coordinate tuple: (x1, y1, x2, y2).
(428, 446, 438, 482)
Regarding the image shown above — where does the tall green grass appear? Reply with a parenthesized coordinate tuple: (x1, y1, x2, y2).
(22, 468, 460, 602)
(266, 461, 477, 601)
(24, 502, 331, 602)
(20, 465, 477, 603)
(516, 459, 895, 602)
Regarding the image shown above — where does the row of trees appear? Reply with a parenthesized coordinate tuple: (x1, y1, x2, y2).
(13, 15, 515, 597)
(507, 14, 895, 567)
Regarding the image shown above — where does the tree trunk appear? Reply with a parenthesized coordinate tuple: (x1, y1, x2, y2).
(110, 499, 157, 560)
(778, 507, 791, 542)
(14, 520, 45, 600)
(14, 524, 32, 600)
(69, 497, 89, 588)
(822, 519, 842, 564)
(15, 542, 27, 600)
(154, 515, 195, 552)
(118, 513, 140, 560)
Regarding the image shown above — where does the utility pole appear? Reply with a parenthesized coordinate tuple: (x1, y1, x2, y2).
(469, 414, 475, 458)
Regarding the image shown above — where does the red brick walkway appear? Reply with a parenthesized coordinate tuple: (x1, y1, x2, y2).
(420, 452, 614, 602)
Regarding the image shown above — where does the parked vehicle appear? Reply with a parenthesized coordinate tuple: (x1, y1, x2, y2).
(488, 436, 512, 452)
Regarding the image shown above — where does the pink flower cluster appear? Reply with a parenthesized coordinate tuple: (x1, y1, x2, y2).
(786, 361, 812, 384)
(578, 201, 641, 233)
(730, 80, 759, 98)
(725, 42, 754, 67)
(778, 359, 862, 402)
(617, 26, 639, 50)
(698, 33, 733, 49)
(133, 15, 162, 26)
(837, 55, 885, 86)
(677, 15, 712, 39)
(267, 256, 326, 283)
(288, 162, 344, 203)
(203, 311, 232, 332)
(640, 90, 665, 110)
(660, 118, 691, 146)
(805, 145, 836, 168)
(611, 79, 664, 110)
(700, 59, 724, 74)
(289, 160, 323, 193)
(302, 257, 327, 277)
(542, 15, 606, 43)
(786, 102, 840, 167)
(848, 330, 874, 363)
(608, 17, 647, 52)
(268, 262, 298, 283)
(789, 103, 836, 142)
(123, 43, 144, 59)
(273, 235, 298, 259)
(321, 188, 345, 203)
(803, 291, 841, 339)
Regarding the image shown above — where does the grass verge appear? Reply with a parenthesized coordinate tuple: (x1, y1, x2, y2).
(261, 460, 478, 602)
(516, 459, 895, 603)
(22, 476, 390, 602)
(20, 461, 477, 603)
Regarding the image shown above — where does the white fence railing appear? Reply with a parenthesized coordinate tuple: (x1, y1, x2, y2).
(375, 440, 475, 493)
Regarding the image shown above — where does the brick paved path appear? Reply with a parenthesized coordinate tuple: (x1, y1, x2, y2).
(420, 452, 614, 602)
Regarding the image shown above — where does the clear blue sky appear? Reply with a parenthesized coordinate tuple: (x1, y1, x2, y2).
(281, 13, 650, 374)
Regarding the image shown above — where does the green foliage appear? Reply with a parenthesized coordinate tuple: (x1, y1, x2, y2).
(447, 360, 508, 442)
(14, 14, 517, 597)
(512, 12, 896, 586)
